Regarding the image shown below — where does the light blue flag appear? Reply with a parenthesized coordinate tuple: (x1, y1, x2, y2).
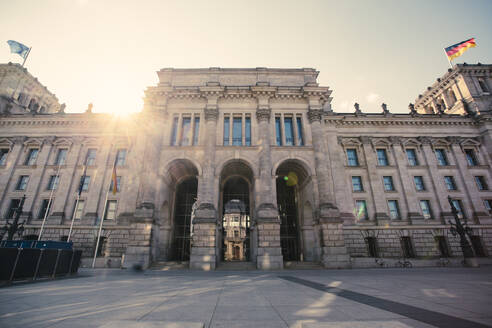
(7, 40, 30, 59)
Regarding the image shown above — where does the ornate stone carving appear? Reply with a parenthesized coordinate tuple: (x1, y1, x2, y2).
(256, 106, 271, 122)
(381, 103, 390, 115)
(446, 136, 461, 145)
(85, 103, 93, 114)
(307, 108, 323, 123)
(354, 102, 362, 115)
(418, 136, 432, 145)
(360, 136, 371, 145)
(204, 106, 219, 121)
(408, 103, 417, 116)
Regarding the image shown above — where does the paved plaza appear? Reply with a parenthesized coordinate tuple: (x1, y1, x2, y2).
(1, 267, 492, 328)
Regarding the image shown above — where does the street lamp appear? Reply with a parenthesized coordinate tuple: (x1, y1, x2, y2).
(0, 194, 27, 241)
(447, 196, 477, 266)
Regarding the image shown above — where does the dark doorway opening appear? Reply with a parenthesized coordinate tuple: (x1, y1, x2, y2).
(276, 177, 300, 261)
(170, 177, 197, 261)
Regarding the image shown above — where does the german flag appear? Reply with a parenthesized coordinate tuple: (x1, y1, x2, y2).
(445, 38, 476, 61)
(111, 159, 118, 195)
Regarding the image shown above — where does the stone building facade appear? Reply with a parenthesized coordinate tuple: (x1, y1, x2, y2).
(1, 65, 491, 270)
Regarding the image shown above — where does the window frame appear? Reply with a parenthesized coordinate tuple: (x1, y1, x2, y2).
(351, 176, 364, 192)
(38, 199, 52, 220)
(383, 176, 395, 191)
(475, 176, 488, 191)
(464, 149, 478, 166)
(55, 148, 68, 165)
(355, 199, 369, 220)
(414, 176, 426, 191)
(74, 199, 85, 220)
(85, 148, 97, 166)
(444, 176, 457, 191)
(346, 148, 359, 167)
(104, 200, 118, 220)
(16, 175, 29, 191)
(405, 148, 419, 166)
(47, 175, 60, 191)
(80, 175, 91, 192)
(376, 148, 389, 166)
(419, 199, 432, 219)
(25, 148, 39, 166)
(0, 148, 9, 166)
(387, 200, 400, 220)
(435, 148, 449, 166)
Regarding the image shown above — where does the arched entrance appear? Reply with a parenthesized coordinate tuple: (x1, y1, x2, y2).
(275, 160, 312, 262)
(165, 159, 199, 262)
(219, 160, 255, 262)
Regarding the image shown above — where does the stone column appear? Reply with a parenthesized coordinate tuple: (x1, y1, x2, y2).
(190, 89, 221, 270)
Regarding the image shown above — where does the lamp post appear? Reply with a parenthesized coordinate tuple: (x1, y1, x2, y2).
(447, 196, 477, 266)
(0, 195, 27, 241)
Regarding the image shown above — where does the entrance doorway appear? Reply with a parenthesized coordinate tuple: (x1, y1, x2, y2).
(276, 177, 300, 261)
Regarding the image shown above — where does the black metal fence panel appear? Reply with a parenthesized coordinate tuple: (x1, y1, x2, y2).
(56, 250, 72, 275)
(37, 249, 58, 277)
(13, 248, 41, 279)
(0, 248, 19, 280)
(71, 250, 82, 274)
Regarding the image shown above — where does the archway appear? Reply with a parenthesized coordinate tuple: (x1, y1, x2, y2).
(275, 159, 311, 262)
(219, 160, 254, 262)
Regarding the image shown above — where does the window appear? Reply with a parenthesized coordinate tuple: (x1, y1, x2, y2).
(55, 149, 68, 165)
(484, 200, 492, 214)
(414, 176, 425, 191)
(475, 176, 488, 191)
(435, 236, 451, 257)
(275, 117, 282, 146)
(232, 117, 242, 146)
(80, 176, 90, 191)
(25, 148, 39, 165)
(355, 200, 368, 220)
(451, 199, 464, 219)
(74, 200, 85, 220)
(419, 200, 432, 219)
(351, 176, 363, 192)
(346, 149, 359, 166)
(116, 149, 127, 166)
(284, 117, 294, 146)
(86, 148, 97, 165)
(400, 237, 415, 258)
(6, 199, 20, 220)
(376, 149, 389, 166)
(245, 117, 251, 146)
(180, 117, 192, 146)
(16, 175, 29, 191)
(0, 148, 9, 165)
(435, 149, 448, 166)
(470, 236, 486, 257)
(193, 117, 200, 145)
(478, 78, 489, 93)
(365, 237, 378, 257)
(109, 176, 121, 192)
(171, 117, 179, 146)
(444, 176, 457, 191)
(104, 200, 117, 220)
(47, 175, 60, 190)
(96, 236, 107, 257)
(464, 149, 478, 166)
(387, 200, 400, 219)
(296, 117, 304, 146)
(448, 90, 457, 106)
(38, 199, 52, 220)
(406, 149, 419, 166)
(383, 176, 395, 191)
(223, 117, 230, 145)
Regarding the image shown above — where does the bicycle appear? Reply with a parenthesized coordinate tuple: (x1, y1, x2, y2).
(395, 258, 413, 268)
(437, 257, 450, 267)
(375, 258, 387, 268)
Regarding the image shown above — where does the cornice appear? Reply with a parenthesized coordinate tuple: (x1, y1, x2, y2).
(324, 114, 477, 127)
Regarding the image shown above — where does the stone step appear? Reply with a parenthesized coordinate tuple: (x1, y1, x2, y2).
(284, 261, 324, 270)
(149, 261, 189, 271)
(216, 261, 257, 271)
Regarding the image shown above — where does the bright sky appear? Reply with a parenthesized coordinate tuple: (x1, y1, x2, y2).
(1, 0, 491, 115)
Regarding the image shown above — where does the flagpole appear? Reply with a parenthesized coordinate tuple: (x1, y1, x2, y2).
(38, 163, 62, 241)
(21, 47, 32, 67)
(67, 157, 88, 242)
(92, 157, 116, 268)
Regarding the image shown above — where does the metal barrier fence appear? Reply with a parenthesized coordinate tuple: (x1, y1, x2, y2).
(0, 248, 82, 283)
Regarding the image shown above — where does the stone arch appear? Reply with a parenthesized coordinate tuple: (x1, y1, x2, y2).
(216, 157, 257, 179)
(272, 157, 312, 182)
(163, 158, 201, 187)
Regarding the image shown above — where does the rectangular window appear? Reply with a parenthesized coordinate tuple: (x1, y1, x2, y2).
(484, 200, 492, 214)
(16, 175, 29, 191)
(55, 149, 68, 165)
(419, 200, 432, 219)
(275, 117, 282, 146)
(6, 199, 21, 220)
(232, 117, 242, 146)
(435, 236, 450, 257)
(180, 117, 191, 146)
(352, 176, 363, 192)
(47, 175, 60, 190)
(116, 149, 127, 166)
(376, 149, 389, 166)
(80, 176, 91, 191)
(223, 116, 230, 145)
(401, 237, 416, 258)
(96, 236, 107, 257)
(387, 200, 400, 219)
(86, 148, 97, 165)
(74, 200, 85, 220)
(444, 176, 457, 191)
(464, 149, 478, 166)
(296, 117, 304, 146)
(38, 199, 52, 220)
(346, 149, 359, 166)
(470, 236, 486, 257)
(475, 176, 488, 191)
(414, 176, 425, 191)
(104, 200, 117, 220)
(355, 200, 368, 220)
(451, 199, 464, 219)
(284, 117, 294, 146)
(435, 149, 448, 166)
(0, 148, 9, 165)
(406, 149, 419, 166)
(245, 117, 251, 146)
(193, 117, 200, 145)
(365, 237, 378, 257)
(383, 176, 395, 191)
(25, 148, 39, 165)
(109, 176, 121, 192)
(170, 117, 179, 146)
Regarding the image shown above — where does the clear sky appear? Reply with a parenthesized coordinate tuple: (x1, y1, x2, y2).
(1, 0, 491, 114)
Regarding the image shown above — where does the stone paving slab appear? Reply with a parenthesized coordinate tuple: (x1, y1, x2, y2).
(99, 320, 204, 328)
